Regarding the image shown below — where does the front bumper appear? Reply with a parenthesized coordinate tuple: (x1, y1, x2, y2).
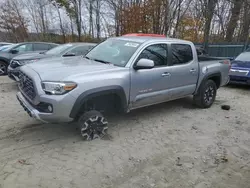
(229, 75, 250, 85)
(17, 92, 47, 123)
(17, 92, 75, 123)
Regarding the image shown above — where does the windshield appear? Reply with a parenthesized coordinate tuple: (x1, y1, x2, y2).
(0, 44, 17, 52)
(235, 52, 250, 61)
(45, 43, 74, 55)
(85, 39, 142, 67)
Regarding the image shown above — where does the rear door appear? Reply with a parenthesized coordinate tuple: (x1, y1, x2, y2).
(130, 43, 173, 109)
(166, 43, 199, 99)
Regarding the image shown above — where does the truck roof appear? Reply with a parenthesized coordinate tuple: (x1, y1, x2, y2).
(114, 36, 190, 44)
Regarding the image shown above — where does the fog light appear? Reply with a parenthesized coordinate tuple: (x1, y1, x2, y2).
(48, 105, 53, 112)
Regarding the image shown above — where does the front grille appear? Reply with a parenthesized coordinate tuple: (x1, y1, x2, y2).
(19, 71, 36, 100)
(229, 69, 249, 76)
(10, 60, 21, 69)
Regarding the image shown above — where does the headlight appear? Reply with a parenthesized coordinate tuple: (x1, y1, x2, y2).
(41, 81, 77, 95)
(17, 59, 38, 65)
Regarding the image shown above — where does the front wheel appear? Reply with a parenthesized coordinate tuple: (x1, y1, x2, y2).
(0, 61, 7, 76)
(193, 79, 217, 108)
(78, 110, 108, 141)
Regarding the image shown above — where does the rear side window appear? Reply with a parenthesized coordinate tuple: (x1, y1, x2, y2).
(33, 43, 50, 51)
(171, 44, 193, 65)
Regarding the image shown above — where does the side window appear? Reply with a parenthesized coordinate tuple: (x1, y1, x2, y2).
(33, 43, 50, 51)
(49, 44, 58, 49)
(69, 46, 91, 56)
(14, 44, 33, 52)
(171, 44, 193, 65)
(137, 44, 168, 67)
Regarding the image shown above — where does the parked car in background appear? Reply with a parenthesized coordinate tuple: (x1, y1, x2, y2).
(0, 45, 13, 52)
(0, 42, 58, 76)
(16, 34, 230, 140)
(229, 51, 250, 85)
(0, 42, 13, 47)
(8, 42, 96, 81)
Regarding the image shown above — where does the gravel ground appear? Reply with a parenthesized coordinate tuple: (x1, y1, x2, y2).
(0, 76, 250, 188)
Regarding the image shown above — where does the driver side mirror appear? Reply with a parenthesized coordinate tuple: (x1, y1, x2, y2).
(134, 58, 154, 70)
(63, 53, 76, 57)
(10, 49, 19, 54)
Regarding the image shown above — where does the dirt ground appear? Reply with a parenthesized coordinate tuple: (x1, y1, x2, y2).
(0, 76, 249, 188)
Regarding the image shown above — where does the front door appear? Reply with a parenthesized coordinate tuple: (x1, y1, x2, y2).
(130, 43, 172, 109)
(10, 43, 34, 59)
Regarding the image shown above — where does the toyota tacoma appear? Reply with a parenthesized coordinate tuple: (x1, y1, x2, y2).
(16, 34, 231, 140)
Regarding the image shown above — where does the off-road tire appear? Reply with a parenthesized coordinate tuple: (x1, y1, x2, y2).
(78, 110, 108, 141)
(0, 61, 7, 76)
(193, 79, 217, 108)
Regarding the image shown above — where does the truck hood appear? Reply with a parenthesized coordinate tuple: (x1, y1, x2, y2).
(231, 60, 250, 69)
(24, 56, 119, 81)
(14, 52, 54, 61)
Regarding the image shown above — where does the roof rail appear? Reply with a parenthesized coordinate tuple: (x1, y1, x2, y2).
(123, 33, 166, 37)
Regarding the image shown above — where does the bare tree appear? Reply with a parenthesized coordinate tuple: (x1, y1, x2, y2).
(213, 0, 230, 40)
(239, 0, 250, 43)
(53, 0, 83, 41)
(51, 1, 66, 42)
(225, 0, 244, 42)
(88, 0, 94, 37)
(0, 0, 28, 42)
(200, 0, 218, 50)
(72, 0, 82, 41)
(95, 0, 101, 39)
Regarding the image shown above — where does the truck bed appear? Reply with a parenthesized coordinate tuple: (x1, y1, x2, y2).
(198, 55, 227, 62)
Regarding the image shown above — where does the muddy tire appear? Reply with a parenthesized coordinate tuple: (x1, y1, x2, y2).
(78, 110, 108, 141)
(193, 79, 217, 108)
(0, 61, 7, 76)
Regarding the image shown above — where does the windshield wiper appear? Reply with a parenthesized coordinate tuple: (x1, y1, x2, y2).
(93, 59, 112, 64)
(85, 56, 112, 65)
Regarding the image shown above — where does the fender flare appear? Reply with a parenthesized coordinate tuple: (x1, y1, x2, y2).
(69, 86, 128, 118)
(0, 57, 9, 65)
(195, 72, 221, 94)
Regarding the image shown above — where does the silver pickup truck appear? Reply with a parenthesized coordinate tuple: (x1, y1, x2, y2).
(16, 35, 230, 140)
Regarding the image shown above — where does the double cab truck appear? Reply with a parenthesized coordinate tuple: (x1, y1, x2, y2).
(16, 34, 230, 140)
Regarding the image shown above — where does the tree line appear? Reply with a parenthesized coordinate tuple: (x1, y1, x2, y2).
(0, 0, 250, 50)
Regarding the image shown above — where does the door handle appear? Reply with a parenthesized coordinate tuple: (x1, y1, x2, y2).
(162, 72, 171, 77)
(190, 69, 197, 73)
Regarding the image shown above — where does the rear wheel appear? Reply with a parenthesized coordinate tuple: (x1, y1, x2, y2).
(0, 61, 7, 76)
(78, 110, 108, 141)
(193, 79, 217, 108)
